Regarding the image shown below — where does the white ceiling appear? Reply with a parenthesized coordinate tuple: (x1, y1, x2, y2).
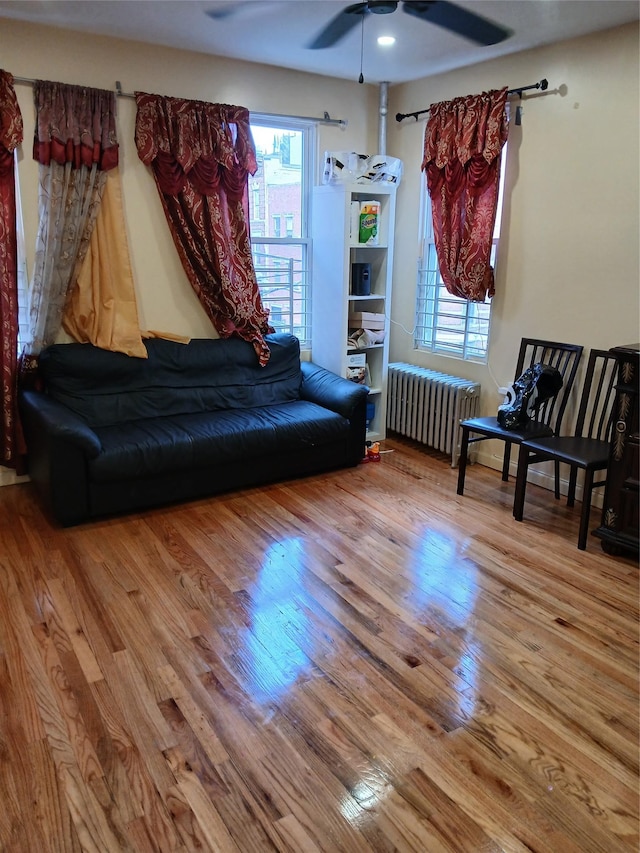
(1, 0, 638, 85)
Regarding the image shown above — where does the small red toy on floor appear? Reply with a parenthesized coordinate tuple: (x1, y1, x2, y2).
(361, 441, 381, 463)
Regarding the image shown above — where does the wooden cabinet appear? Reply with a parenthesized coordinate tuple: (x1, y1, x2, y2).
(311, 183, 396, 442)
(593, 344, 640, 558)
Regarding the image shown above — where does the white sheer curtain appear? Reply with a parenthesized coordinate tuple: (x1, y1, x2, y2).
(14, 150, 28, 351)
(26, 160, 106, 355)
(23, 80, 117, 360)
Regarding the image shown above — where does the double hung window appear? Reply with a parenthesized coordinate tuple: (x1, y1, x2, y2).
(415, 147, 507, 362)
(248, 117, 314, 347)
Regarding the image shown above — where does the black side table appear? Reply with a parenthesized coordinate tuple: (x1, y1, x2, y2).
(593, 344, 639, 558)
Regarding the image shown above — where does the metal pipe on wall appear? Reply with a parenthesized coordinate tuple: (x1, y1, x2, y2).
(379, 81, 389, 155)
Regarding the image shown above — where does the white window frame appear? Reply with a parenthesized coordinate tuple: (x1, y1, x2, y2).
(251, 185, 260, 216)
(285, 214, 294, 238)
(415, 146, 507, 363)
(249, 115, 315, 348)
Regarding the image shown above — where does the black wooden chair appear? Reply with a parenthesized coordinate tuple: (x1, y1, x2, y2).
(513, 348, 618, 550)
(456, 339, 584, 497)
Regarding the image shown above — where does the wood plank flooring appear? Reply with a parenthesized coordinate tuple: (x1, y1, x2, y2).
(0, 437, 637, 852)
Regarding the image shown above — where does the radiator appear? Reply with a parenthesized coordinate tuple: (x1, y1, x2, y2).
(387, 363, 481, 467)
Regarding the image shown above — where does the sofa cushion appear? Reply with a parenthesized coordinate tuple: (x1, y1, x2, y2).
(38, 333, 303, 427)
(88, 401, 349, 482)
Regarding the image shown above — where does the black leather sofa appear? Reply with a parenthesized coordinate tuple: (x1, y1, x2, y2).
(20, 333, 368, 526)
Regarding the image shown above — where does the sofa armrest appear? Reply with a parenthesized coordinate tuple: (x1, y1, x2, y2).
(300, 361, 369, 417)
(19, 390, 101, 526)
(20, 390, 102, 458)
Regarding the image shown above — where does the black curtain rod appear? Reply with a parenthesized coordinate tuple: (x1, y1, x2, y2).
(395, 78, 549, 123)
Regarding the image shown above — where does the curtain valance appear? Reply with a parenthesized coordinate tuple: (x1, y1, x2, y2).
(422, 87, 508, 171)
(32, 80, 118, 170)
(134, 93, 257, 196)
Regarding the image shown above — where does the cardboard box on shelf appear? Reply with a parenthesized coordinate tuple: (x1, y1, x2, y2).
(347, 352, 367, 368)
(349, 311, 385, 331)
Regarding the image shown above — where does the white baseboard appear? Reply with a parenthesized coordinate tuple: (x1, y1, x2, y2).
(475, 447, 603, 509)
(0, 466, 30, 487)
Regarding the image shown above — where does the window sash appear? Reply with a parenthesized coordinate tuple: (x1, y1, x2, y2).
(415, 281, 492, 362)
(415, 242, 495, 363)
(415, 146, 506, 362)
(249, 115, 314, 346)
(251, 239, 310, 345)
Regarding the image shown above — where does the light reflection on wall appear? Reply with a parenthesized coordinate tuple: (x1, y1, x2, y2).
(241, 537, 312, 704)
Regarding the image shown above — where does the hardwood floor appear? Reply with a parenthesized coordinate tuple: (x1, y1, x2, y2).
(0, 437, 637, 852)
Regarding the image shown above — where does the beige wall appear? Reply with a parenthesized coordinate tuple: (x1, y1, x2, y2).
(2, 18, 639, 484)
(388, 22, 639, 475)
(1, 18, 378, 338)
(389, 23, 639, 396)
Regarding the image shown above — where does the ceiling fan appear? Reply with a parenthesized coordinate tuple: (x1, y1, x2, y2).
(307, 0, 512, 50)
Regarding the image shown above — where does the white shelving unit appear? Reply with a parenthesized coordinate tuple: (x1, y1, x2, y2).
(311, 182, 397, 442)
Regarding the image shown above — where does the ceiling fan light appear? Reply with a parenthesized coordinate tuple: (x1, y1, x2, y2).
(369, 1, 399, 13)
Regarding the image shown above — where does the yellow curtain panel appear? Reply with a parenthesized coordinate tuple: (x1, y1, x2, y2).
(63, 167, 149, 357)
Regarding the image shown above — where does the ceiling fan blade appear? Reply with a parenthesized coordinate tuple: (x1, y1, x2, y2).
(402, 0, 511, 45)
(206, 1, 281, 21)
(307, 3, 368, 50)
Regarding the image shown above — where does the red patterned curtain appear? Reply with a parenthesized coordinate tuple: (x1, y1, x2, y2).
(0, 69, 23, 470)
(134, 93, 272, 365)
(422, 87, 509, 302)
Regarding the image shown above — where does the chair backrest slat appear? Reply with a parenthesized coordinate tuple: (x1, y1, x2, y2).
(576, 349, 619, 441)
(514, 338, 584, 434)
